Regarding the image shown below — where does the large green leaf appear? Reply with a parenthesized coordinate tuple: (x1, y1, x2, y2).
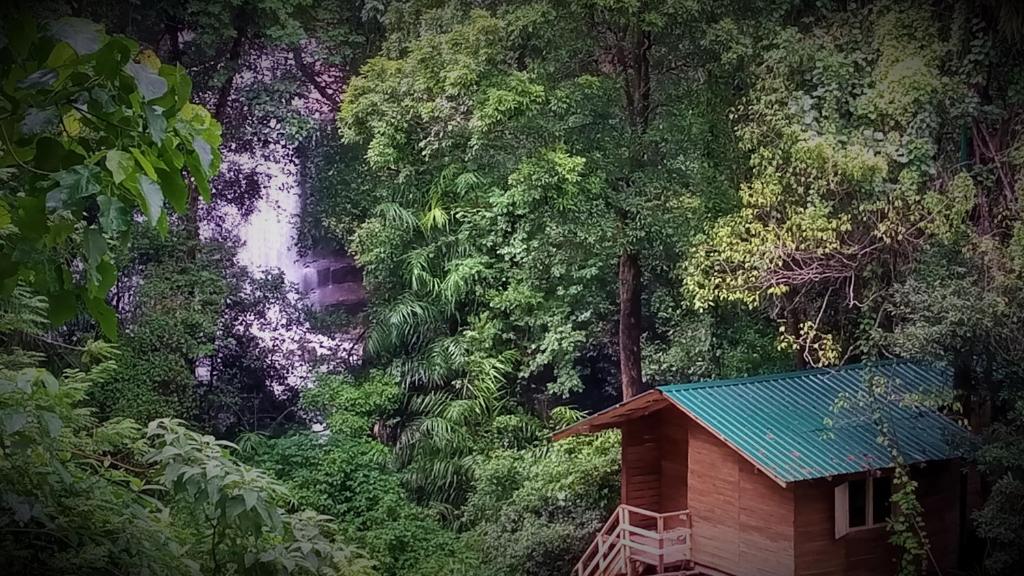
(137, 174, 163, 224)
(144, 105, 167, 143)
(82, 227, 106, 267)
(47, 17, 104, 56)
(95, 259, 117, 295)
(94, 36, 134, 80)
(125, 62, 168, 102)
(105, 150, 134, 184)
(85, 296, 117, 339)
(46, 165, 101, 210)
(130, 148, 159, 180)
(97, 195, 129, 234)
(158, 168, 188, 213)
(45, 42, 78, 69)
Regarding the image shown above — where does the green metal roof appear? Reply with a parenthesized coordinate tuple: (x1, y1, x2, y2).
(658, 360, 965, 485)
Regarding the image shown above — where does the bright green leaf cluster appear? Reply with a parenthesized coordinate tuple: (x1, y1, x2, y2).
(0, 15, 221, 337)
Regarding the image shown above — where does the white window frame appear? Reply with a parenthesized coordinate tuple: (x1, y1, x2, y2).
(834, 475, 891, 539)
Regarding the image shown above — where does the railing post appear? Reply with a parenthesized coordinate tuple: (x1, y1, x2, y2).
(657, 514, 665, 573)
(621, 506, 631, 576)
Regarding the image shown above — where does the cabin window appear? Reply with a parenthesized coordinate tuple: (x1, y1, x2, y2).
(834, 475, 893, 538)
(848, 477, 868, 528)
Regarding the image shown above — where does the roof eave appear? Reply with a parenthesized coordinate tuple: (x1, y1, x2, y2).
(551, 389, 669, 441)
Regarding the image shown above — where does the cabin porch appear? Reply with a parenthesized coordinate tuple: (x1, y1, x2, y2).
(572, 504, 694, 576)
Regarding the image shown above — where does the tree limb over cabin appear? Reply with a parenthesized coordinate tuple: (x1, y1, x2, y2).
(555, 361, 974, 576)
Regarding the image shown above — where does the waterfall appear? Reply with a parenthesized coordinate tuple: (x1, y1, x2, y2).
(230, 154, 304, 285)
(218, 151, 364, 383)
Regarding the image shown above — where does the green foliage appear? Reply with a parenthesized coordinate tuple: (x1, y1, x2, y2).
(0, 297, 371, 575)
(302, 370, 401, 437)
(250, 371, 620, 576)
(0, 351, 183, 573)
(249, 432, 479, 576)
(88, 228, 227, 423)
(249, 372, 480, 576)
(0, 15, 375, 575)
(685, 1, 983, 365)
(7, 4, 1023, 576)
(299, 129, 378, 251)
(463, 432, 620, 576)
(337, 0, 762, 395)
(974, 399, 1024, 575)
(0, 14, 221, 336)
(146, 418, 374, 575)
(327, 0, 790, 506)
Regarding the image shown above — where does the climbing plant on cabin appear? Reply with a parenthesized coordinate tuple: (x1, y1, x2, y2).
(831, 368, 961, 575)
(0, 14, 222, 337)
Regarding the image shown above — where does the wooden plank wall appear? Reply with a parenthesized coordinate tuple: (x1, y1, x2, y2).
(688, 424, 795, 576)
(739, 459, 795, 575)
(793, 463, 962, 576)
(793, 479, 891, 576)
(916, 461, 962, 574)
(621, 416, 661, 513)
(659, 408, 688, 513)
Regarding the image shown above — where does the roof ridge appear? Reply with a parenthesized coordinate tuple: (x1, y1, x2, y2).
(656, 358, 918, 392)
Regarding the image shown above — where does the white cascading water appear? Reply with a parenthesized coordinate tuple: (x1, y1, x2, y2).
(234, 156, 304, 285)
(218, 151, 363, 388)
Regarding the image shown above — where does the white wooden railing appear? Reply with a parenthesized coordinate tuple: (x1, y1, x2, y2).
(572, 505, 692, 576)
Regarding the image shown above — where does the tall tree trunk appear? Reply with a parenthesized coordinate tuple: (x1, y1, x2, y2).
(617, 24, 652, 400)
(214, 27, 246, 121)
(619, 251, 644, 399)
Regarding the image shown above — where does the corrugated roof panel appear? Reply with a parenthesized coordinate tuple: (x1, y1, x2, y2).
(658, 360, 965, 484)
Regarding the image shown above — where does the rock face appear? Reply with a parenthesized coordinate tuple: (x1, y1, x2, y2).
(300, 253, 367, 314)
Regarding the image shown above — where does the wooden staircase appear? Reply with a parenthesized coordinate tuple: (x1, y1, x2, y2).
(572, 505, 692, 576)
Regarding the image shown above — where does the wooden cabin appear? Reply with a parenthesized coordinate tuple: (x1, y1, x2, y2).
(555, 361, 971, 576)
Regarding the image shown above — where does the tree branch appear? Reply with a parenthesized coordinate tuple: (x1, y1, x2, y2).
(292, 45, 338, 106)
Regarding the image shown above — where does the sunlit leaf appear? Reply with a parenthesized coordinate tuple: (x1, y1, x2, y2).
(105, 150, 134, 184)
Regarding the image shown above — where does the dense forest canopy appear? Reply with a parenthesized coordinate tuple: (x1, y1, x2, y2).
(1, 0, 1024, 575)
